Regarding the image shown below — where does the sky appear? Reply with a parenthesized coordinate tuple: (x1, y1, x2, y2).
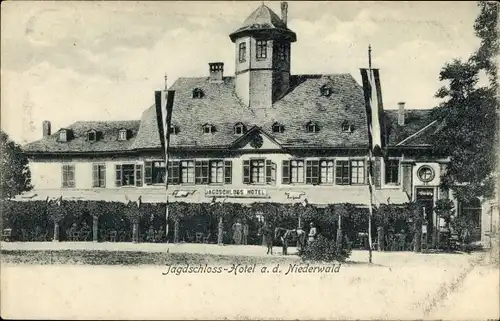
(1, 1, 482, 144)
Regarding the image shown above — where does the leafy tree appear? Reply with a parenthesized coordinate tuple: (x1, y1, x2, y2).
(431, 1, 498, 201)
(0, 131, 32, 200)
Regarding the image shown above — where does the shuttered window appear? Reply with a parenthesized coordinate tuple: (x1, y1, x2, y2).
(385, 159, 400, 184)
(335, 160, 350, 185)
(243, 159, 274, 184)
(265, 160, 276, 184)
(243, 160, 251, 184)
(224, 161, 232, 184)
(92, 164, 106, 188)
(290, 160, 305, 183)
(144, 161, 153, 185)
(209, 160, 223, 183)
(61, 164, 75, 188)
(282, 160, 290, 184)
(115, 164, 122, 187)
(305, 160, 320, 185)
(135, 164, 143, 187)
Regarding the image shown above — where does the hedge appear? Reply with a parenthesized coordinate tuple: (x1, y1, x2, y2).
(0, 199, 428, 248)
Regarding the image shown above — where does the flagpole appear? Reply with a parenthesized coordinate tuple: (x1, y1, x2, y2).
(164, 74, 170, 241)
(367, 44, 374, 264)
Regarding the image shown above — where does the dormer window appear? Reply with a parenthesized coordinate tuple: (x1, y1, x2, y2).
(202, 124, 216, 134)
(320, 85, 333, 97)
(192, 88, 204, 99)
(169, 126, 179, 135)
(59, 130, 67, 142)
(234, 123, 246, 135)
(87, 130, 97, 142)
(342, 121, 353, 132)
(306, 122, 319, 133)
(118, 129, 128, 141)
(272, 122, 285, 133)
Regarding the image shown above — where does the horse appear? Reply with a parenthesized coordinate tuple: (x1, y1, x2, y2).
(274, 227, 307, 255)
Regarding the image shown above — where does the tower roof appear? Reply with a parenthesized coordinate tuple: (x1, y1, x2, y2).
(229, 4, 297, 42)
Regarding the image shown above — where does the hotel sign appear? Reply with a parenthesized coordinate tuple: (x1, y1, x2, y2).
(205, 188, 268, 198)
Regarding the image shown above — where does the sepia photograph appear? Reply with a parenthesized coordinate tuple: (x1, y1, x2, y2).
(1, 1, 499, 320)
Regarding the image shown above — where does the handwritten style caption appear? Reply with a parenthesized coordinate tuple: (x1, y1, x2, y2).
(162, 263, 342, 276)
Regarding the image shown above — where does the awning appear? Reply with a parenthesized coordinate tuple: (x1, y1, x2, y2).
(13, 186, 409, 206)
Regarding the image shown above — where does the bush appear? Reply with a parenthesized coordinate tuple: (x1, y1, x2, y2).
(299, 235, 352, 263)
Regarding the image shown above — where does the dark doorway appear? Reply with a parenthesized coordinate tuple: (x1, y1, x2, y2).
(416, 188, 435, 244)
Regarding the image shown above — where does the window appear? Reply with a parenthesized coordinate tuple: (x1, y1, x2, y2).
(59, 130, 67, 142)
(169, 126, 179, 135)
(115, 164, 143, 187)
(210, 160, 224, 183)
(256, 40, 267, 59)
(92, 164, 106, 188)
(320, 160, 335, 184)
(385, 159, 400, 184)
(243, 159, 275, 184)
(192, 88, 204, 99)
(305, 160, 320, 185)
(234, 123, 245, 135)
(239, 42, 246, 62)
(320, 85, 332, 97)
(341, 121, 351, 132)
(181, 160, 195, 184)
(418, 165, 435, 183)
(88, 131, 96, 142)
(306, 122, 319, 133)
(61, 164, 75, 188)
(202, 124, 215, 134)
(118, 129, 128, 141)
(335, 160, 350, 185)
(272, 123, 284, 133)
(350, 160, 365, 184)
(277, 43, 288, 60)
(282, 160, 304, 184)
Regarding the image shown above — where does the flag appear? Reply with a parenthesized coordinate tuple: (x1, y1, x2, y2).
(360, 68, 385, 154)
(155, 89, 175, 239)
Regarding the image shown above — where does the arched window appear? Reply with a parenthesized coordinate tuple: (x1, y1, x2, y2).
(192, 88, 204, 99)
(118, 129, 128, 141)
(87, 130, 97, 142)
(342, 121, 353, 132)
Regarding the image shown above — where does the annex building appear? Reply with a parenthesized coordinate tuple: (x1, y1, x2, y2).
(19, 3, 493, 244)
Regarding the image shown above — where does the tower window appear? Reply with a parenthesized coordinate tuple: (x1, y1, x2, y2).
(272, 123, 284, 133)
(277, 43, 288, 61)
(306, 122, 319, 133)
(256, 40, 267, 59)
(239, 42, 246, 62)
(192, 88, 204, 99)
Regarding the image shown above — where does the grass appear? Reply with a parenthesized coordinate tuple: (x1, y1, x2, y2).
(0, 249, 302, 266)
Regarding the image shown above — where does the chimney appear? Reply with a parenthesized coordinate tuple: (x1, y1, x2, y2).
(281, 2, 288, 27)
(398, 102, 405, 126)
(209, 62, 224, 83)
(42, 120, 51, 138)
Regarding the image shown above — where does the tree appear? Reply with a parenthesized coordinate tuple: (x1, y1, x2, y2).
(431, 1, 499, 201)
(0, 131, 32, 200)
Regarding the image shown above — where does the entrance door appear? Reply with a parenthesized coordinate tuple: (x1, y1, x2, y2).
(416, 188, 435, 244)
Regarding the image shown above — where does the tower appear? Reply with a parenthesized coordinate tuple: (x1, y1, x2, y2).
(229, 2, 297, 110)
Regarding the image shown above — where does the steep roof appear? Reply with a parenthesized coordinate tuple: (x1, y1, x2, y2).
(23, 120, 140, 153)
(229, 4, 297, 42)
(384, 109, 437, 147)
(131, 74, 371, 150)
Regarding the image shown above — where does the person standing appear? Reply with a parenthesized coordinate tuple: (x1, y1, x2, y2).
(242, 219, 249, 245)
(308, 222, 317, 244)
(232, 219, 243, 245)
(262, 222, 274, 254)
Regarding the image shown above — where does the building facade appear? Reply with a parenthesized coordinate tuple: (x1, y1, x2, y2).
(19, 3, 490, 244)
